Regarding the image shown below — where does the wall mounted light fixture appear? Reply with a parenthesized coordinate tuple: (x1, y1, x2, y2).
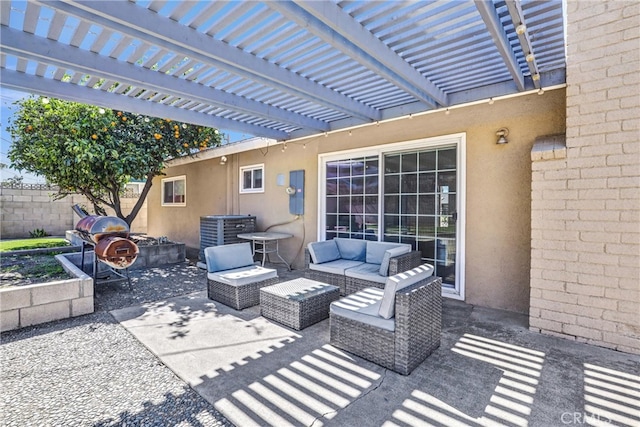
(220, 155, 227, 165)
(496, 128, 509, 144)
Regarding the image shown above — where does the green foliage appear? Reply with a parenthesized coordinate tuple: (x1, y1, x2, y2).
(0, 237, 69, 252)
(29, 228, 50, 238)
(7, 96, 222, 225)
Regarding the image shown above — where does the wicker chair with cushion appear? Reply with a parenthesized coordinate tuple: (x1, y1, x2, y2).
(329, 264, 441, 375)
(205, 242, 278, 310)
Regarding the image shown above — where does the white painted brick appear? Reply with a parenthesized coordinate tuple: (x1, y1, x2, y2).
(576, 316, 618, 332)
(31, 281, 80, 306)
(529, 317, 562, 333)
(538, 309, 577, 326)
(580, 166, 623, 179)
(578, 295, 619, 311)
(541, 290, 578, 305)
(563, 324, 603, 341)
(0, 288, 31, 310)
(578, 251, 620, 266)
(565, 261, 604, 276)
(603, 332, 640, 354)
(565, 241, 605, 254)
(0, 309, 20, 332)
(71, 297, 94, 316)
(21, 301, 71, 327)
(566, 283, 605, 297)
(561, 303, 604, 319)
(577, 273, 618, 288)
(577, 210, 619, 221)
(618, 300, 640, 314)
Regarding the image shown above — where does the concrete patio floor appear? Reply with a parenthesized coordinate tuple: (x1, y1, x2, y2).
(110, 266, 640, 427)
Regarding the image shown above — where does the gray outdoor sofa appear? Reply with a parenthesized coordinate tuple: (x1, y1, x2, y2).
(330, 264, 441, 375)
(305, 238, 423, 295)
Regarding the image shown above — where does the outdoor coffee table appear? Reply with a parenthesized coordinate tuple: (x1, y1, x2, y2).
(260, 278, 340, 330)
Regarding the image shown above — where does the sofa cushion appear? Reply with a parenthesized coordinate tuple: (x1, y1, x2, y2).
(205, 242, 255, 273)
(308, 259, 364, 275)
(378, 264, 434, 319)
(308, 240, 341, 264)
(208, 265, 278, 287)
(330, 287, 395, 331)
(334, 238, 367, 261)
(379, 246, 412, 276)
(366, 241, 411, 265)
(344, 263, 387, 284)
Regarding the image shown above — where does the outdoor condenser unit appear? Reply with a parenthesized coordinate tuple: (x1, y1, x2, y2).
(199, 215, 257, 261)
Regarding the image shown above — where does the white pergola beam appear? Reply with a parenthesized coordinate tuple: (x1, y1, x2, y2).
(475, 0, 526, 91)
(43, 0, 382, 122)
(0, 69, 289, 140)
(271, 1, 448, 108)
(1, 27, 329, 133)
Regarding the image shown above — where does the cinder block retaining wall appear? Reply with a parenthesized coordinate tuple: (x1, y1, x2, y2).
(529, 1, 640, 354)
(0, 254, 93, 332)
(0, 184, 147, 239)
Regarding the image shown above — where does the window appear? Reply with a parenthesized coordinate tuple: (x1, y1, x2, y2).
(161, 175, 186, 206)
(240, 164, 264, 193)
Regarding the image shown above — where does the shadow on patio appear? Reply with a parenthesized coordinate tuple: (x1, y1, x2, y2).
(110, 265, 640, 427)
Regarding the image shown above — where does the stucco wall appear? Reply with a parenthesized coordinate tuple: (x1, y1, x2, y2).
(529, 1, 639, 354)
(149, 89, 565, 313)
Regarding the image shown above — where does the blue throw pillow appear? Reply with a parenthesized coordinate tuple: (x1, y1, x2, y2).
(334, 238, 367, 261)
(308, 240, 341, 264)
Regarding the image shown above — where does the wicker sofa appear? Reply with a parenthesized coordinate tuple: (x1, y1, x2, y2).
(330, 264, 441, 375)
(305, 238, 422, 295)
(205, 242, 279, 310)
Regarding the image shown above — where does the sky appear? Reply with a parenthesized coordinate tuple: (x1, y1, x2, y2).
(0, 87, 253, 184)
(0, 87, 43, 183)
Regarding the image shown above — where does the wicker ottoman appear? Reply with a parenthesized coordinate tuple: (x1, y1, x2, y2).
(260, 278, 340, 330)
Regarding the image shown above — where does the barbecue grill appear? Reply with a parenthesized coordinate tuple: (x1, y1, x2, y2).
(73, 205, 138, 288)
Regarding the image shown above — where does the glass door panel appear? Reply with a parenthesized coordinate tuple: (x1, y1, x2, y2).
(384, 147, 458, 288)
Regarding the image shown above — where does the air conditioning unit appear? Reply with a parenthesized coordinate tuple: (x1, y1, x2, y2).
(199, 215, 256, 261)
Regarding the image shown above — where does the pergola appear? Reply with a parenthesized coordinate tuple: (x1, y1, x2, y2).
(1, 0, 566, 142)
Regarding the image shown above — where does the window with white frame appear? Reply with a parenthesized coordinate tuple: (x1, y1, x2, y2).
(161, 175, 186, 206)
(240, 164, 264, 193)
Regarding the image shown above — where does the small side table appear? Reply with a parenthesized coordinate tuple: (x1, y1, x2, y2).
(260, 278, 340, 330)
(237, 232, 293, 270)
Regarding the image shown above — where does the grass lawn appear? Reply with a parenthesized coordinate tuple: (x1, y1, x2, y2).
(0, 237, 70, 252)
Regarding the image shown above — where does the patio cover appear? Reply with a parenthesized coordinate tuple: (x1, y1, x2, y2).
(0, 0, 566, 142)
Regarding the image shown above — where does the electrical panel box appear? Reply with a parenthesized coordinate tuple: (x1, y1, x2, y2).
(289, 170, 304, 215)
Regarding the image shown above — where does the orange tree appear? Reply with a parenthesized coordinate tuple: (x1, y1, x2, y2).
(7, 96, 222, 226)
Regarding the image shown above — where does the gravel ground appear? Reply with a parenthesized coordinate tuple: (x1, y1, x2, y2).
(1, 261, 236, 427)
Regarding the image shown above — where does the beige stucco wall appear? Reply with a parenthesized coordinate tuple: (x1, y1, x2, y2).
(148, 89, 565, 313)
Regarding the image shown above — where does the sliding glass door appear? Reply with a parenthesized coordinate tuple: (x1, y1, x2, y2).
(320, 135, 465, 296)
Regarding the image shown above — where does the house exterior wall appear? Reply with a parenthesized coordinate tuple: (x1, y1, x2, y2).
(149, 89, 565, 314)
(529, 1, 640, 354)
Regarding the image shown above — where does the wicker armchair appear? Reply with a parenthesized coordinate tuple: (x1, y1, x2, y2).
(205, 243, 279, 310)
(330, 271, 442, 375)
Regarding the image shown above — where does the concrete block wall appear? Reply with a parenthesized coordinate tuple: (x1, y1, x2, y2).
(530, 1, 639, 354)
(0, 185, 147, 239)
(0, 262, 94, 332)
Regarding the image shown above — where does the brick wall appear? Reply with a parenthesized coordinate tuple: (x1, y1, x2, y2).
(0, 184, 147, 239)
(530, 1, 639, 354)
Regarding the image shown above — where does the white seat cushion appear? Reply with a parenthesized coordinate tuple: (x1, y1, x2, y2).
(330, 288, 395, 331)
(208, 265, 277, 287)
(344, 263, 387, 284)
(309, 259, 364, 275)
(378, 264, 434, 319)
